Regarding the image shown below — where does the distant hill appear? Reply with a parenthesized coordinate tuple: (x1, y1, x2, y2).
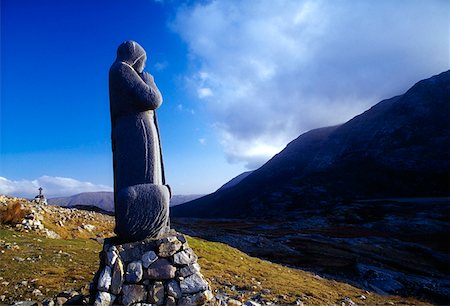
(49, 192, 204, 212)
(172, 70, 450, 218)
(170, 194, 205, 206)
(49, 192, 114, 212)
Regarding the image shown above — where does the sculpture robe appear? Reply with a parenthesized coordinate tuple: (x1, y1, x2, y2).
(110, 60, 165, 190)
(109, 41, 170, 241)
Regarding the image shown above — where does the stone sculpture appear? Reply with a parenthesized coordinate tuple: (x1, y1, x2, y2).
(109, 40, 170, 241)
(93, 41, 213, 305)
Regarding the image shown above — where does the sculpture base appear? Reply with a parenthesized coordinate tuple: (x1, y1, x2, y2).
(91, 231, 214, 306)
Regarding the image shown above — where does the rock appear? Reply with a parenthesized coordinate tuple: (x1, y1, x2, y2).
(178, 290, 214, 305)
(8, 302, 37, 306)
(110, 258, 124, 295)
(13, 256, 25, 262)
(166, 296, 177, 306)
(122, 284, 147, 306)
(98, 266, 112, 291)
(180, 273, 209, 294)
(228, 299, 243, 306)
(32, 289, 43, 296)
(343, 297, 357, 306)
(0, 295, 6, 302)
(126, 260, 143, 283)
(81, 224, 96, 232)
(118, 243, 144, 263)
(178, 263, 201, 277)
(166, 280, 182, 299)
(146, 258, 176, 279)
(173, 248, 198, 265)
(56, 297, 67, 306)
(106, 246, 118, 266)
(94, 291, 116, 306)
(141, 250, 158, 268)
(244, 301, 261, 306)
(157, 236, 182, 257)
(148, 281, 165, 305)
(44, 229, 60, 239)
(176, 234, 187, 244)
(42, 299, 55, 306)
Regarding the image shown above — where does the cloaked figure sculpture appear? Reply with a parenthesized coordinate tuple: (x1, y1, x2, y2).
(109, 40, 170, 241)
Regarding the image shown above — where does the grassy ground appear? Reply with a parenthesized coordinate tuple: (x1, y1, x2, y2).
(0, 228, 100, 302)
(0, 226, 432, 305)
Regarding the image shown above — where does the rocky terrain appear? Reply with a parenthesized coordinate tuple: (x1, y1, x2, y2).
(170, 71, 450, 304)
(173, 197, 450, 304)
(0, 195, 435, 305)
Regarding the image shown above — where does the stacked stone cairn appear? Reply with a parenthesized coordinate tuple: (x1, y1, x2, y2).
(92, 231, 213, 306)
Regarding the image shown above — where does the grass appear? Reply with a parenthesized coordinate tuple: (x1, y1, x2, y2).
(0, 202, 433, 305)
(0, 229, 101, 303)
(188, 236, 431, 305)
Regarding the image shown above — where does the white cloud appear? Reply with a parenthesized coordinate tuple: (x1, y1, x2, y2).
(197, 87, 213, 98)
(172, 0, 450, 169)
(198, 138, 207, 145)
(0, 176, 112, 199)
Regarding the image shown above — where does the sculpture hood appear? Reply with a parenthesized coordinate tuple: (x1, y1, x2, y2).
(116, 40, 146, 69)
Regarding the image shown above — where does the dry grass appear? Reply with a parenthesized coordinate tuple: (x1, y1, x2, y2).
(0, 201, 29, 225)
(0, 198, 434, 305)
(188, 236, 433, 305)
(0, 228, 433, 305)
(0, 229, 101, 303)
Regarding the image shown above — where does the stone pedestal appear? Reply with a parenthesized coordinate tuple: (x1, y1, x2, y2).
(92, 231, 214, 306)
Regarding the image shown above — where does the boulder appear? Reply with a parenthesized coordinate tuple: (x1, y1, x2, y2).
(180, 273, 209, 294)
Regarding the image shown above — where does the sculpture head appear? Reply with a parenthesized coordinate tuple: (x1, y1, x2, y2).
(116, 40, 147, 73)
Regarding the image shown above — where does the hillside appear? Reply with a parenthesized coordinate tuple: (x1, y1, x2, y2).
(0, 195, 433, 305)
(216, 171, 254, 191)
(172, 70, 450, 219)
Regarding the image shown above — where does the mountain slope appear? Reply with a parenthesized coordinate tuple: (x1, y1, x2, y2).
(217, 171, 254, 191)
(172, 70, 450, 218)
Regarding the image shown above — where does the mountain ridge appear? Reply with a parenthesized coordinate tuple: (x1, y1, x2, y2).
(172, 70, 450, 218)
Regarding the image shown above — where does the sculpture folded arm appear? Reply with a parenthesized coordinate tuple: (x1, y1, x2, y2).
(117, 63, 162, 111)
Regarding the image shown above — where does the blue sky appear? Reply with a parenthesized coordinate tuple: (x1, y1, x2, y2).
(1, 0, 449, 198)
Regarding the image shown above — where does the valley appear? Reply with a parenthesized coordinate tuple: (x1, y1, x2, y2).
(172, 197, 450, 304)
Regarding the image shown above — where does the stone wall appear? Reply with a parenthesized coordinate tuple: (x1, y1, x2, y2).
(92, 232, 214, 306)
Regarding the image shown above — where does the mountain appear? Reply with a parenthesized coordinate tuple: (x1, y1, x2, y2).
(170, 194, 205, 206)
(172, 70, 450, 218)
(48, 192, 203, 212)
(49, 192, 114, 212)
(216, 171, 254, 191)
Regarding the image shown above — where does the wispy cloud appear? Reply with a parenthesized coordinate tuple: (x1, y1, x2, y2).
(0, 176, 112, 198)
(172, 0, 449, 168)
(154, 61, 168, 71)
(176, 103, 195, 114)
